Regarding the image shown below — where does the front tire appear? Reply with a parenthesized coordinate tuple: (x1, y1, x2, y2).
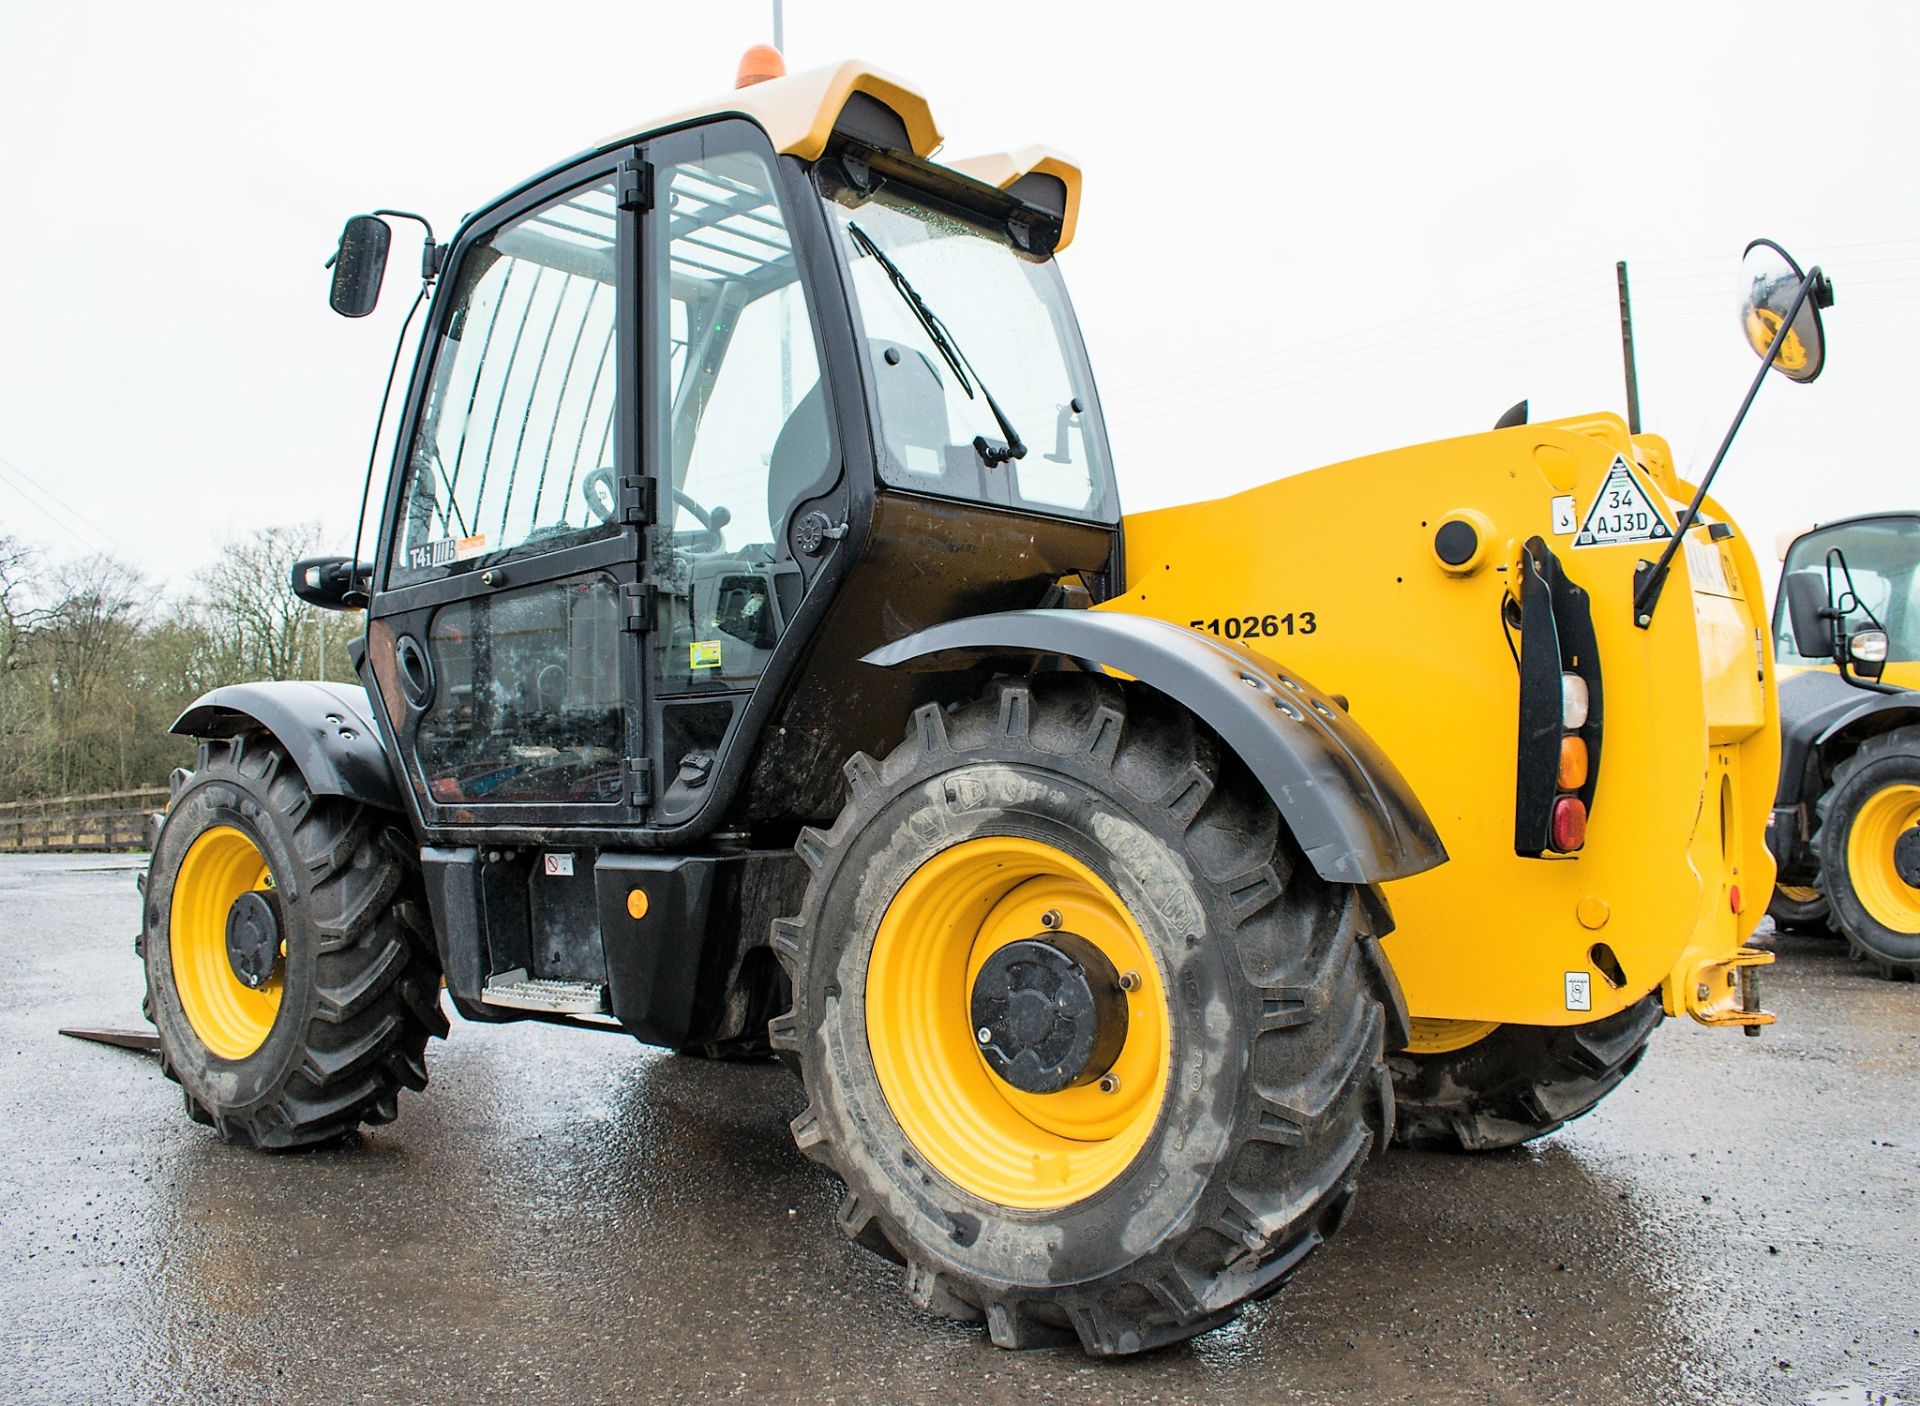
(1387, 995, 1663, 1152)
(1816, 725, 1920, 980)
(140, 732, 446, 1147)
(772, 676, 1401, 1355)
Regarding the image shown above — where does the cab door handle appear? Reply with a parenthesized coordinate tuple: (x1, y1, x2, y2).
(395, 634, 435, 710)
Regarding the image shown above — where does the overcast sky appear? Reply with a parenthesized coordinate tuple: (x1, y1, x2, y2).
(2, 2, 1914, 597)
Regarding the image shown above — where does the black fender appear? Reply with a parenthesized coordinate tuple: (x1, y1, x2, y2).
(863, 610, 1447, 884)
(1769, 670, 1920, 877)
(1776, 670, 1920, 808)
(1813, 686, 1920, 755)
(171, 681, 404, 814)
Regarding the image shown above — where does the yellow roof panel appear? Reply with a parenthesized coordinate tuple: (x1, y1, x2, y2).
(946, 146, 1083, 251)
(601, 61, 1083, 251)
(601, 60, 941, 163)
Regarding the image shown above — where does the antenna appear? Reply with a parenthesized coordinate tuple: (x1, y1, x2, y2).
(773, 0, 784, 51)
(1615, 260, 1641, 435)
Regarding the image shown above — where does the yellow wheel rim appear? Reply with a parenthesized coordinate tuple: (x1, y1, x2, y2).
(1776, 885, 1823, 903)
(1403, 1017, 1499, 1056)
(1846, 783, 1920, 934)
(170, 825, 283, 1060)
(866, 836, 1171, 1210)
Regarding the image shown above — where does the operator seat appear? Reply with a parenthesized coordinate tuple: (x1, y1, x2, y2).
(765, 338, 953, 548)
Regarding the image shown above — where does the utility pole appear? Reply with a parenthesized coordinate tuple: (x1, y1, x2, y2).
(1616, 260, 1642, 435)
(775, 1, 791, 415)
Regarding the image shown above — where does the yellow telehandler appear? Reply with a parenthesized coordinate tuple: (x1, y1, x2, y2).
(137, 52, 1821, 1353)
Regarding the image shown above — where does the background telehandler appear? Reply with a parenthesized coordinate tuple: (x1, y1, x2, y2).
(138, 52, 1819, 1354)
(1766, 511, 1920, 978)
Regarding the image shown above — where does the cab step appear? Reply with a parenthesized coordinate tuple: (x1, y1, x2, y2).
(479, 971, 609, 1015)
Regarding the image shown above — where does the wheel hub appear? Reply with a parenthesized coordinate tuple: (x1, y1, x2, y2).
(1896, 826, 1920, 889)
(971, 934, 1127, 1094)
(224, 889, 284, 990)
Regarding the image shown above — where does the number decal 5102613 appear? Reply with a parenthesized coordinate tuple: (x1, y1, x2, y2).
(1188, 612, 1317, 640)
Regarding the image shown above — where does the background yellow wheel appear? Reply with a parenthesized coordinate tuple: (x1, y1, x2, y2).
(866, 837, 1169, 1210)
(169, 825, 283, 1060)
(775, 676, 1397, 1355)
(1765, 883, 1832, 936)
(1843, 783, 1920, 935)
(1817, 726, 1920, 980)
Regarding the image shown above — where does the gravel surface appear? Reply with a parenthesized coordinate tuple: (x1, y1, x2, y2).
(1, 852, 1915, 1404)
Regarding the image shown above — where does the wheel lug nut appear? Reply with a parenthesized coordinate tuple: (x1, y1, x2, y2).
(1098, 1073, 1122, 1095)
(1039, 909, 1062, 930)
(976, 1026, 992, 1044)
(1118, 970, 1140, 992)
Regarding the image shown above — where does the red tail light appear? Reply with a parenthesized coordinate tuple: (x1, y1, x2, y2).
(1550, 796, 1588, 852)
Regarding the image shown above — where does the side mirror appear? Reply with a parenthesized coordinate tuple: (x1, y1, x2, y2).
(1740, 239, 1833, 383)
(1848, 627, 1889, 682)
(1783, 570, 1836, 661)
(291, 556, 372, 611)
(329, 215, 393, 318)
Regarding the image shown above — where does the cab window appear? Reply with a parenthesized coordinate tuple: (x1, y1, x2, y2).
(391, 178, 621, 585)
(652, 144, 834, 691)
(1775, 518, 1920, 664)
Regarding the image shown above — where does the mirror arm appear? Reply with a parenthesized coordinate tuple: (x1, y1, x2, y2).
(345, 283, 433, 607)
(1631, 266, 1823, 629)
(1836, 648, 1902, 695)
(370, 209, 440, 279)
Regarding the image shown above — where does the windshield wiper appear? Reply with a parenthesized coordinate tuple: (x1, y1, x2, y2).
(847, 222, 1026, 467)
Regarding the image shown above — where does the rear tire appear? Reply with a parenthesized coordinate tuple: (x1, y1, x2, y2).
(140, 732, 447, 1148)
(1387, 993, 1663, 1152)
(1816, 726, 1920, 981)
(1765, 885, 1832, 935)
(772, 676, 1401, 1355)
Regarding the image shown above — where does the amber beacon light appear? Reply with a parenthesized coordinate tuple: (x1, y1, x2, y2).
(736, 44, 787, 87)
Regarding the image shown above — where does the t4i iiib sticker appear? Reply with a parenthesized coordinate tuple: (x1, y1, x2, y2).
(1572, 455, 1673, 548)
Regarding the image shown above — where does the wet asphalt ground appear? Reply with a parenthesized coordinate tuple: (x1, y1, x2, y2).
(0, 853, 1915, 1405)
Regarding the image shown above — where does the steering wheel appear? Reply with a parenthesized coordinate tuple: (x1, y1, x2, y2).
(582, 468, 729, 548)
(582, 467, 619, 525)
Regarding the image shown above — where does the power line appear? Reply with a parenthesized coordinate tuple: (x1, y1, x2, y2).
(1112, 319, 1622, 450)
(0, 454, 125, 557)
(1094, 268, 1606, 403)
(1106, 241, 1920, 432)
(1110, 307, 1617, 432)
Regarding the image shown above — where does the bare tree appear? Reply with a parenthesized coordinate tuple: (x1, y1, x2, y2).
(195, 524, 360, 683)
(0, 524, 366, 802)
(0, 535, 38, 796)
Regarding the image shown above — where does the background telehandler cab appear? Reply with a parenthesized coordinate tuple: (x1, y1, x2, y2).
(1766, 511, 1920, 977)
(141, 53, 1812, 1355)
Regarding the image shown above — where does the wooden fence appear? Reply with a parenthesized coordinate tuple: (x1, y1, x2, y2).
(0, 788, 169, 853)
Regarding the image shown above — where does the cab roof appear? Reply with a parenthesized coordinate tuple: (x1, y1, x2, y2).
(600, 59, 1083, 251)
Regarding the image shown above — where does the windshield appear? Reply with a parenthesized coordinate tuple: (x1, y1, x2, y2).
(820, 175, 1116, 522)
(1775, 517, 1920, 664)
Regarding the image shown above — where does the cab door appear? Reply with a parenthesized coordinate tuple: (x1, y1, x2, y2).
(367, 156, 649, 829)
(637, 121, 844, 822)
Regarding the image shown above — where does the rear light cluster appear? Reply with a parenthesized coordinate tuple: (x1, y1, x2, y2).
(1548, 673, 1589, 852)
(1512, 535, 1601, 860)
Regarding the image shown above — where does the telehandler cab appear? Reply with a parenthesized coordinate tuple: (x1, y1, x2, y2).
(1767, 511, 1920, 977)
(140, 53, 1816, 1354)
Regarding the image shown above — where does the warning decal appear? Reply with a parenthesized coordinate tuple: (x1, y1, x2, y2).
(1565, 971, 1593, 1012)
(1572, 456, 1672, 548)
